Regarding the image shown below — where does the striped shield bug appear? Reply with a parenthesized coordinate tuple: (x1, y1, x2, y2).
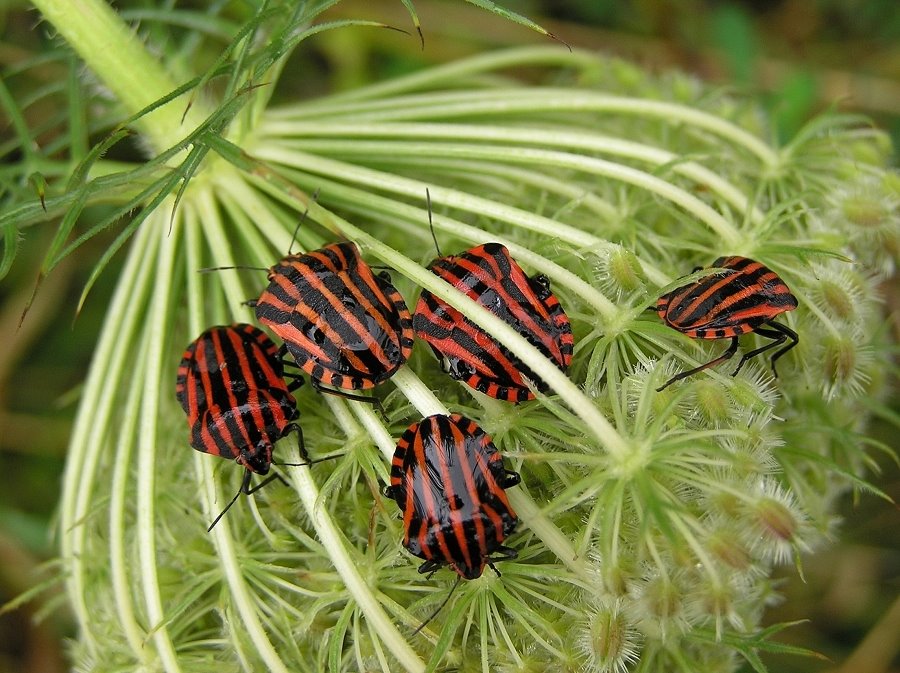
(384, 413, 520, 580)
(176, 323, 318, 530)
(656, 255, 799, 391)
(413, 241, 574, 403)
(253, 242, 414, 397)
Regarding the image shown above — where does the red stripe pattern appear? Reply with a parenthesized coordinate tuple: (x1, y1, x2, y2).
(386, 413, 520, 580)
(658, 256, 797, 339)
(175, 324, 299, 474)
(413, 243, 574, 403)
(254, 242, 414, 390)
(656, 256, 800, 389)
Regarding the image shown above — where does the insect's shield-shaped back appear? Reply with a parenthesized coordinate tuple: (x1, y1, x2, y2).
(19, 3, 895, 671)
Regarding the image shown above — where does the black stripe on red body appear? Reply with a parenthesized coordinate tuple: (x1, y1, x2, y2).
(413, 243, 574, 403)
(386, 413, 520, 580)
(658, 256, 798, 339)
(254, 242, 414, 390)
(655, 256, 799, 389)
(175, 323, 299, 473)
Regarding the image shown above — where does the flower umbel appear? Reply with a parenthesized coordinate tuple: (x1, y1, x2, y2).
(4, 2, 896, 672)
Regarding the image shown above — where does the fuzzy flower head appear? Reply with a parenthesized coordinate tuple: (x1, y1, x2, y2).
(827, 174, 900, 276)
(740, 478, 816, 566)
(7, 2, 892, 671)
(576, 598, 642, 673)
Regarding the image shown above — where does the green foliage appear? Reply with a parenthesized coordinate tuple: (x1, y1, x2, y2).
(2, 2, 897, 672)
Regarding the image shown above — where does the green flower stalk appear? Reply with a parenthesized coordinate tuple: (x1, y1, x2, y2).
(5, 2, 897, 672)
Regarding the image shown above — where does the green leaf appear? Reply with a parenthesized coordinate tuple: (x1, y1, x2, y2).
(18, 187, 88, 326)
(756, 243, 853, 264)
(0, 224, 20, 282)
(67, 52, 89, 162)
(67, 127, 135, 190)
(169, 143, 212, 229)
(143, 573, 222, 639)
(73, 174, 180, 315)
(464, 0, 570, 49)
(328, 603, 355, 673)
(179, 3, 282, 120)
(782, 444, 894, 502)
(692, 621, 829, 672)
(785, 112, 874, 155)
(398, 0, 424, 49)
(27, 172, 47, 211)
(632, 473, 680, 542)
(203, 134, 254, 170)
(281, 19, 414, 57)
(0, 74, 36, 162)
(0, 572, 65, 618)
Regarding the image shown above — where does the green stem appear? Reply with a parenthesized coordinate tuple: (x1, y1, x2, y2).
(59, 214, 160, 657)
(297, 45, 602, 106)
(191, 193, 296, 673)
(271, 140, 744, 247)
(30, 0, 207, 151)
(108, 329, 151, 660)
(270, 88, 778, 168)
(411, 158, 621, 220)
(506, 490, 591, 581)
(290, 464, 426, 673)
(259, 121, 763, 226)
(137, 217, 182, 673)
(269, 199, 633, 462)
(250, 146, 670, 289)
(252, 146, 597, 245)
(200, 184, 426, 670)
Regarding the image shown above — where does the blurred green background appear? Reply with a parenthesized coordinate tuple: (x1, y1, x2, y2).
(0, 1, 897, 671)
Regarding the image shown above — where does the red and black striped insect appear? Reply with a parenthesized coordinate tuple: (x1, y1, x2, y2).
(253, 242, 414, 396)
(656, 255, 799, 391)
(176, 323, 309, 530)
(413, 242, 574, 403)
(385, 413, 520, 580)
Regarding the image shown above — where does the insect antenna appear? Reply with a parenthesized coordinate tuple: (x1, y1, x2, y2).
(206, 470, 284, 532)
(274, 453, 345, 468)
(412, 575, 462, 636)
(425, 188, 442, 258)
(288, 188, 320, 255)
(206, 486, 244, 532)
(198, 265, 268, 273)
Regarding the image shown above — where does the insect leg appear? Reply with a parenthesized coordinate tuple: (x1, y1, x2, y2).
(311, 379, 386, 414)
(732, 323, 798, 377)
(284, 422, 310, 464)
(277, 345, 305, 371)
(766, 322, 799, 376)
(276, 425, 343, 468)
(417, 559, 445, 579)
(484, 546, 518, 577)
(528, 273, 552, 301)
(487, 546, 518, 562)
(282, 372, 305, 393)
(243, 472, 286, 494)
(656, 337, 740, 391)
(500, 470, 521, 489)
